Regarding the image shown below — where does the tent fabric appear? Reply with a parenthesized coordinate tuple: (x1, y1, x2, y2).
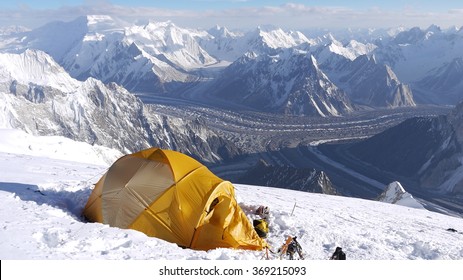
(83, 147, 265, 251)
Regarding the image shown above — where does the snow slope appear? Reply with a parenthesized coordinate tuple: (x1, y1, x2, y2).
(1, 130, 462, 261)
(0, 129, 121, 165)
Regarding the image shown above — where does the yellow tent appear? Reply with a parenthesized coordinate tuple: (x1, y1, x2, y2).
(83, 147, 265, 251)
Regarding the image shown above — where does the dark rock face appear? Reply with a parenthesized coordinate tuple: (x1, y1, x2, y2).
(0, 50, 241, 164)
(349, 116, 455, 177)
(337, 55, 415, 108)
(237, 159, 338, 195)
(210, 50, 353, 117)
(348, 102, 463, 194)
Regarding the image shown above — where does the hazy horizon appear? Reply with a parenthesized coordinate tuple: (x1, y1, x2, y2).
(1, 1, 462, 31)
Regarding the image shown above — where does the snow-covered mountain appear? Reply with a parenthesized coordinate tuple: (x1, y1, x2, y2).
(336, 55, 415, 107)
(236, 159, 338, 195)
(0, 49, 153, 153)
(199, 25, 316, 62)
(415, 57, 463, 104)
(1, 132, 462, 260)
(377, 181, 425, 209)
(205, 24, 463, 108)
(208, 49, 354, 117)
(373, 25, 463, 104)
(2, 16, 463, 111)
(312, 37, 416, 108)
(197, 26, 247, 62)
(124, 20, 217, 70)
(0, 49, 241, 162)
(1, 16, 212, 94)
(314, 35, 376, 65)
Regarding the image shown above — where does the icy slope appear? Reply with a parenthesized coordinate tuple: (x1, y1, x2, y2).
(0, 129, 121, 165)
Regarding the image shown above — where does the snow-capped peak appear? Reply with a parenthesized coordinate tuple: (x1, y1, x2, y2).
(83, 15, 126, 37)
(208, 25, 237, 39)
(142, 19, 175, 31)
(125, 19, 217, 69)
(86, 15, 116, 27)
(377, 181, 425, 209)
(0, 49, 80, 92)
(249, 26, 312, 49)
(425, 24, 442, 34)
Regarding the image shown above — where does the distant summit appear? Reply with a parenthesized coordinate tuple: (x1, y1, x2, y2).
(2, 16, 463, 111)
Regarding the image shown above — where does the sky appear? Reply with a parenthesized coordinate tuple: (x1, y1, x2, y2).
(0, 1, 463, 31)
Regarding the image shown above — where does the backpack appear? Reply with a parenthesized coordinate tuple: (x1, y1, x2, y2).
(253, 219, 269, 238)
(338, 251, 346, 260)
(287, 239, 303, 259)
(330, 247, 346, 260)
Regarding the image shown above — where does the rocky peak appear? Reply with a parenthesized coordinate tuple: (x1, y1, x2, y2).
(376, 181, 425, 209)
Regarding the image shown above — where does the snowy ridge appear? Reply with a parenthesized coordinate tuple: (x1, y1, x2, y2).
(314, 37, 417, 109)
(314, 34, 376, 66)
(251, 26, 312, 50)
(199, 25, 316, 63)
(0, 50, 80, 92)
(198, 25, 246, 62)
(125, 20, 217, 69)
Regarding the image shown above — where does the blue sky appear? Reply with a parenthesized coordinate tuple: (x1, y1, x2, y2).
(1, 0, 459, 11)
(1, 1, 462, 30)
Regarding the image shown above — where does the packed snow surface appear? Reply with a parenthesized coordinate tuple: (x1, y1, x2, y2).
(0, 129, 462, 260)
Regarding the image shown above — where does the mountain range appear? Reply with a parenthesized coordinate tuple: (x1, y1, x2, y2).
(2, 15, 463, 117)
(0, 49, 240, 163)
(1, 15, 463, 213)
(207, 49, 353, 116)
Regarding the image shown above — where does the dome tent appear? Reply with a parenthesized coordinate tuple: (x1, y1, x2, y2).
(83, 147, 265, 251)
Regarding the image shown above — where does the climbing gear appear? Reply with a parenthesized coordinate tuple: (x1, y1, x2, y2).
(256, 206, 270, 219)
(253, 219, 269, 238)
(278, 236, 304, 260)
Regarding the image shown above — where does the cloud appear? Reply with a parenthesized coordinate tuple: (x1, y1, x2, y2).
(0, 2, 462, 31)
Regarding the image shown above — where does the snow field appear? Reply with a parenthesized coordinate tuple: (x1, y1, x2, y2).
(1, 147, 462, 260)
